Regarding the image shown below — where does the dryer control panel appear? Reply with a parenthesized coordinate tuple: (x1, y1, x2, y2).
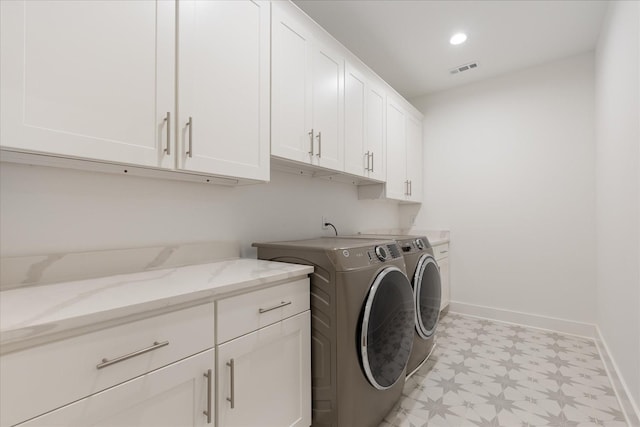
(397, 236, 432, 254)
(334, 242, 403, 270)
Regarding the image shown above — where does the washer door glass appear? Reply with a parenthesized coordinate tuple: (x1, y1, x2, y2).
(415, 255, 442, 339)
(360, 266, 415, 390)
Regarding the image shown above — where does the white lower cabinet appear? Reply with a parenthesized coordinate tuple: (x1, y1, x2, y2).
(2, 279, 311, 427)
(1, 303, 216, 427)
(17, 349, 214, 427)
(217, 312, 311, 427)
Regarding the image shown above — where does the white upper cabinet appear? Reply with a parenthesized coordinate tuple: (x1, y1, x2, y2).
(2, 0, 420, 191)
(271, 2, 313, 164)
(386, 97, 408, 200)
(366, 82, 387, 182)
(1, 0, 269, 182)
(344, 62, 386, 181)
(0, 0, 175, 168)
(178, 0, 270, 181)
(405, 113, 423, 202)
(311, 44, 344, 170)
(271, 1, 344, 171)
(386, 97, 422, 203)
(344, 64, 367, 177)
(362, 95, 422, 203)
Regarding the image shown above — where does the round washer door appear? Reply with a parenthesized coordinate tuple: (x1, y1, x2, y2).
(360, 266, 415, 390)
(414, 254, 442, 339)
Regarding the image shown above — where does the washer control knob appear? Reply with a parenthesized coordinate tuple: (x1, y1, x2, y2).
(415, 239, 425, 250)
(374, 246, 388, 261)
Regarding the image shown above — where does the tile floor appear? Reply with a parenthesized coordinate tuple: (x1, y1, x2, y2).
(382, 312, 628, 427)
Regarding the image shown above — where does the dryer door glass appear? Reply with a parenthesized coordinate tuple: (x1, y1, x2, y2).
(415, 255, 442, 339)
(360, 266, 415, 390)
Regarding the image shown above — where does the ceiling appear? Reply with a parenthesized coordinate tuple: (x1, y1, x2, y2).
(293, 0, 608, 99)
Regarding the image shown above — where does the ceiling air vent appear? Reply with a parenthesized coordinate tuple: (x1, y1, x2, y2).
(450, 61, 479, 75)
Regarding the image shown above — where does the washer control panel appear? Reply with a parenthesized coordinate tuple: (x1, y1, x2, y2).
(374, 245, 388, 261)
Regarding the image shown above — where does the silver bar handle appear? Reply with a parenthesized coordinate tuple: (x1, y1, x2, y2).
(96, 340, 169, 369)
(409, 180, 412, 196)
(258, 300, 292, 314)
(226, 359, 235, 409)
(404, 180, 409, 196)
(316, 131, 322, 158)
(203, 369, 212, 423)
(186, 116, 193, 158)
(440, 250, 448, 254)
(308, 129, 314, 156)
(163, 112, 171, 155)
(364, 151, 370, 171)
(370, 152, 374, 172)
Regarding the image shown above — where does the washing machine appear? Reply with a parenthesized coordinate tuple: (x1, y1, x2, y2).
(253, 237, 415, 427)
(344, 234, 442, 378)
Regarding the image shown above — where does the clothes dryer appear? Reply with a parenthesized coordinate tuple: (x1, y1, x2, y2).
(344, 234, 441, 377)
(253, 238, 415, 427)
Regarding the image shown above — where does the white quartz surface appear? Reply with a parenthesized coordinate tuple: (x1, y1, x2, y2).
(0, 258, 312, 350)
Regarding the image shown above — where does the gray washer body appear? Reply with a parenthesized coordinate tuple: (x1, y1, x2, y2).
(253, 237, 411, 427)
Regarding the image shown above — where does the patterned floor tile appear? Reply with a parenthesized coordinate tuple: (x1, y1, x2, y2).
(381, 313, 629, 427)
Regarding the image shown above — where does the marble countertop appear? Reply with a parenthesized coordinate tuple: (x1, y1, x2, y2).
(0, 258, 313, 352)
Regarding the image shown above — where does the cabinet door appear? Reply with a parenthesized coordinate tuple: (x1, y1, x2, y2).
(438, 256, 450, 311)
(17, 349, 214, 427)
(406, 114, 423, 202)
(344, 63, 367, 177)
(178, 0, 269, 181)
(366, 83, 386, 182)
(0, 0, 174, 167)
(385, 98, 407, 200)
(311, 44, 344, 171)
(217, 312, 311, 427)
(271, 2, 313, 164)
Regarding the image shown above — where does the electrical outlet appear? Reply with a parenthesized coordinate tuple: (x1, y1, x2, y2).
(322, 216, 331, 230)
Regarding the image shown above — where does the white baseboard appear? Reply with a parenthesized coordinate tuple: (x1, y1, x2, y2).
(447, 301, 640, 425)
(449, 301, 597, 338)
(594, 327, 640, 427)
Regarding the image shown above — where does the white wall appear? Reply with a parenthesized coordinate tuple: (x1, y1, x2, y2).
(595, 0, 640, 411)
(408, 53, 597, 324)
(0, 163, 400, 258)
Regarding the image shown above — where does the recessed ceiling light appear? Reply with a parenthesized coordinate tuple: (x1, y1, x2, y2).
(450, 33, 467, 45)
